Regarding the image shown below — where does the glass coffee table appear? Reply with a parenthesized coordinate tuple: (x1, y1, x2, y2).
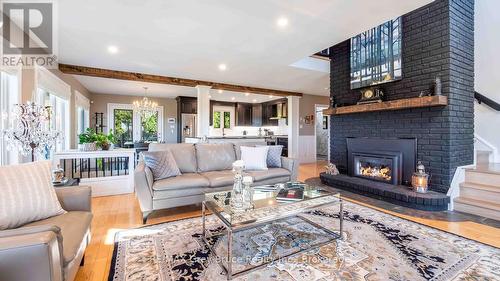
(201, 182, 343, 280)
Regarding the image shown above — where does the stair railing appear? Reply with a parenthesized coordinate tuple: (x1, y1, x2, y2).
(475, 91, 500, 111)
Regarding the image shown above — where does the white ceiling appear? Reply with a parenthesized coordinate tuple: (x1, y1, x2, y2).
(79, 76, 284, 104)
(59, 0, 432, 97)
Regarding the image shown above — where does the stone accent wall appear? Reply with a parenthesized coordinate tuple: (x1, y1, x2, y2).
(329, 0, 474, 193)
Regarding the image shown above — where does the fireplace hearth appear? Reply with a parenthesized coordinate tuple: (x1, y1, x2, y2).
(320, 137, 450, 211)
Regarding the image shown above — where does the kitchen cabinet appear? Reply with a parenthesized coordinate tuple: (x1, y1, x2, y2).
(236, 103, 253, 126)
(252, 104, 262, 127)
(262, 98, 287, 126)
(177, 96, 197, 114)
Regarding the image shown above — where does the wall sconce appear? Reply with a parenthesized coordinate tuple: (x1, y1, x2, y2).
(412, 161, 429, 193)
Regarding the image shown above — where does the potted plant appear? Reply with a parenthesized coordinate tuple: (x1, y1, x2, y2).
(78, 128, 98, 151)
(95, 129, 117, 151)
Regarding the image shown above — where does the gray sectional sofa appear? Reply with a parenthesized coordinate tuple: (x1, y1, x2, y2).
(134, 143, 298, 223)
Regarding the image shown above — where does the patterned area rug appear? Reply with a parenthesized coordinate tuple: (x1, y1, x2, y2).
(108, 201, 500, 281)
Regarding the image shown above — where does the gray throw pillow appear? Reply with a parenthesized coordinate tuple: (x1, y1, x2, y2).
(266, 145, 283, 168)
(142, 150, 181, 180)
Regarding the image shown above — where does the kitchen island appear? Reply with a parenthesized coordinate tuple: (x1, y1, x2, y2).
(186, 135, 287, 142)
(185, 135, 288, 156)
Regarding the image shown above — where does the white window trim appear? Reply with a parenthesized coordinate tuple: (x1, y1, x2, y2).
(35, 66, 71, 101)
(34, 67, 72, 151)
(107, 103, 164, 142)
(0, 70, 21, 165)
(75, 90, 90, 110)
(75, 90, 90, 142)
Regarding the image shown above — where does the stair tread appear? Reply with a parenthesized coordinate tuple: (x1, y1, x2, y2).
(460, 182, 500, 192)
(454, 197, 500, 211)
(466, 164, 500, 175)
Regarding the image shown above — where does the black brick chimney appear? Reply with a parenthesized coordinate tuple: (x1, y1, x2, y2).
(329, 0, 475, 193)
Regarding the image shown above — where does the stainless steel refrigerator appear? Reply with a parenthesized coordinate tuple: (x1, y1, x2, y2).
(181, 113, 197, 142)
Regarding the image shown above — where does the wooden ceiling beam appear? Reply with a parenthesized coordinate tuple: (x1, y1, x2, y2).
(58, 64, 302, 97)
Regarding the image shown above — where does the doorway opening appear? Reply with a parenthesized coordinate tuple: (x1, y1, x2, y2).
(314, 104, 330, 162)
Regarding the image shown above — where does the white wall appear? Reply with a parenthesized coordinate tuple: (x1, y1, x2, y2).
(474, 0, 500, 161)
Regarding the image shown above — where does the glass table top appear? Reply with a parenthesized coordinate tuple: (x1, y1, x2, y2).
(204, 182, 341, 228)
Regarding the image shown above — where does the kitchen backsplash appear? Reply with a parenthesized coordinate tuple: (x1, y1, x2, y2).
(209, 119, 288, 136)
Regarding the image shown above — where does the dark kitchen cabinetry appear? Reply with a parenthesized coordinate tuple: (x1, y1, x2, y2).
(236, 103, 253, 126)
(177, 96, 197, 114)
(251, 104, 262, 127)
(262, 98, 287, 126)
(262, 103, 278, 126)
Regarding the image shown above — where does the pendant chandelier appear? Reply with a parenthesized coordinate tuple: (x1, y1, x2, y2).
(133, 87, 158, 117)
(3, 102, 62, 161)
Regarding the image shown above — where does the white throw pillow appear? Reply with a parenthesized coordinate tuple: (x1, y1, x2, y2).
(0, 161, 66, 230)
(240, 146, 269, 170)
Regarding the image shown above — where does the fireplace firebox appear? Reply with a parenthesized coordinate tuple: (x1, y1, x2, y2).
(347, 138, 417, 186)
(352, 152, 402, 185)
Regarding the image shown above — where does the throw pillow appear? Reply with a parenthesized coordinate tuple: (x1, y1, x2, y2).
(142, 150, 181, 180)
(266, 145, 283, 168)
(0, 161, 66, 230)
(240, 146, 269, 170)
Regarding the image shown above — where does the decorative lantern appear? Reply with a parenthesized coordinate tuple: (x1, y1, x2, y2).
(412, 161, 429, 193)
(52, 164, 65, 184)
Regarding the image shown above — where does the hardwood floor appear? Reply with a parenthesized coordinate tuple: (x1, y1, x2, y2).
(75, 161, 500, 281)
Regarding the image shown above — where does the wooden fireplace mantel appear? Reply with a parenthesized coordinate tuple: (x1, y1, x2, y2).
(322, 95, 448, 116)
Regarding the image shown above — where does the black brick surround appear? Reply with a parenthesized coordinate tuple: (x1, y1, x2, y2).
(328, 0, 475, 193)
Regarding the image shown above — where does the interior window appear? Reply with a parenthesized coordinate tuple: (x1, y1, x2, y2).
(223, 112, 231, 129)
(141, 112, 159, 142)
(213, 111, 231, 129)
(0, 71, 20, 166)
(213, 111, 221, 128)
(36, 89, 70, 153)
(77, 106, 90, 135)
(114, 109, 134, 147)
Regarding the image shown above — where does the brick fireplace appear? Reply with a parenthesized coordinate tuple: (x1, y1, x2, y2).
(320, 0, 474, 210)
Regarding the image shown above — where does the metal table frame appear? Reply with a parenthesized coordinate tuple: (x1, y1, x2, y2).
(201, 195, 343, 280)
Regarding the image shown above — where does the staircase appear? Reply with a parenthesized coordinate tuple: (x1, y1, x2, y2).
(454, 163, 500, 221)
(454, 92, 500, 220)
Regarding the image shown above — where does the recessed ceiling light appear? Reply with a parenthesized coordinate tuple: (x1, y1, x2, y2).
(276, 17, 289, 28)
(107, 45, 119, 54)
(231, 97, 236, 101)
(252, 99, 257, 103)
(208, 95, 212, 99)
(245, 92, 250, 96)
(218, 89, 223, 94)
(218, 64, 227, 71)
(269, 95, 274, 98)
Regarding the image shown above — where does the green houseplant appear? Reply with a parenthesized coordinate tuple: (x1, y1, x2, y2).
(95, 129, 117, 150)
(78, 128, 117, 151)
(78, 128, 98, 151)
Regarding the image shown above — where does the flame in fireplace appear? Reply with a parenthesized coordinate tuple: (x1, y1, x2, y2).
(360, 165, 392, 181)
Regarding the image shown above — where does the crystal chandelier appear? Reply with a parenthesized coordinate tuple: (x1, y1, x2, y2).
(133, 87, 158, 118)
(3, 102, 62, 161)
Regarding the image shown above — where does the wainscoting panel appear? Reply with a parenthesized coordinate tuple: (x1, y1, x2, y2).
(298, 135, 317, 163)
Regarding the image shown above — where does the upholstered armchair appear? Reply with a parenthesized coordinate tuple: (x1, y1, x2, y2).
(0, 186, 93, 281)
